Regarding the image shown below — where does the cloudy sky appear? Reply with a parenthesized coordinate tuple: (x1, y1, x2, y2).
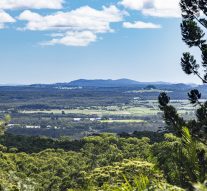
(0, 0, 201, 84)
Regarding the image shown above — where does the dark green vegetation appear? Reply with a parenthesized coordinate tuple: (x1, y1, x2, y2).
(0, 126, 205, 190)
(0, 132, 188, 190)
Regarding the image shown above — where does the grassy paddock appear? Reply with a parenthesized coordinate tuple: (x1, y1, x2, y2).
(20, 107, 157, 116)
(100, 119, 146, 123)
(20, 100, 197, 117)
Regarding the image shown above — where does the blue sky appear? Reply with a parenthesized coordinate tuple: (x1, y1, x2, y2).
(0, 0, 201, 84)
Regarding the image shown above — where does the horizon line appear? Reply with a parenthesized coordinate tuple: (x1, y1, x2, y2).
(0, 78, 202, 86)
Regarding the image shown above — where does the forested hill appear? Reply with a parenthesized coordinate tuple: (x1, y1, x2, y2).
(67, 79, 141, 87)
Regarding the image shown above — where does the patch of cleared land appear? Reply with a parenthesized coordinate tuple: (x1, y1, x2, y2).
(21, 106, 158, 117)
(126, 89, 173, 93)
(100, 119, 146, 123)
(20, 100, 197, 117)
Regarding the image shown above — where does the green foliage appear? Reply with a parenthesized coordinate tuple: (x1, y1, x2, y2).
(181, 52, 199, 75)
(0, 134, 160, 191)
(180, 0, 207, 82)
(157, 2, 207, 188)
(84, 160, 183, 191)
(0, 148, 88, 190)
(81, 134, 152, 169)
(193, 181, 207, 191)
(180, 127, 201, 182)
(152, 126, 207, 188)
(188, 89, 201, 105)
(181, 20, 205, 48)
(86, 160, 158, 187)
(0, 115, 11, 135)
(158, 92, 170, 108)
(0, 132, 186, 191)
(158, 50, 207, 187)
(158, 93, 185, 136)
(108, 175, 150, 191)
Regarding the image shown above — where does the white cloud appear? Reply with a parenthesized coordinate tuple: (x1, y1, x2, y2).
(120, 0, 151, 10)
(50, 33, 65, 37)
(18, 6, 125, 32)
(123, 21, 161, 29)
(120, 0, 181, 18)
(0, 0, 63, 10)
(42, 31, 97, 46)
(142, 8, 179, 17)
(0, 10, 15, 29)
(18, 5, 126, 46)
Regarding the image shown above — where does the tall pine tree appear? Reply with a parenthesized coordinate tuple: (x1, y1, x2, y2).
(158, 0, 207, 187)
(159, 0, 207, 144)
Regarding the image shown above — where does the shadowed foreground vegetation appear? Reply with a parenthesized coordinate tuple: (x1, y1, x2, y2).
(0, 132, 190, 191)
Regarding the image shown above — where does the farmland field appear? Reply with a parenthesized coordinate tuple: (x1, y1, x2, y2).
(100, 119, 146, 123)
(20, 99, 196, 117)
(0, 85, 201, 138)
(20, 106, 158, 116)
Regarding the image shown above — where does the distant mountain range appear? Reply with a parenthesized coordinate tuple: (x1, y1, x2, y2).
(63, 79, 145, 87)
(0, 78, 202, 91)
(29, 78, 199, 89)
(51, 79, 171, 88)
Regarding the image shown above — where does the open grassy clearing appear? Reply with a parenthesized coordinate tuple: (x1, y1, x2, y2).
(100, 119, 146, 123)
(126, 89, 173, 93)
(20, 106, 158, 117)
(20, 100, 198, 117)
(21, 109, 131, 116)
